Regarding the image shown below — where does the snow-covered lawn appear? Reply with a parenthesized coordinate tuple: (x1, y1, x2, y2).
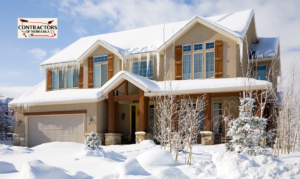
(0, 141, 299, 179)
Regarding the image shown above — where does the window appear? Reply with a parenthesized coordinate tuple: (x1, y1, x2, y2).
(132, 60, 153, 77)
(254, 65, 266, 80)
(183, 45, 191, 52)
(94, 56, 108, 63)
(94, 64, 108, 87)
(52, 70, 65, 89)
(94, 56, 108, 87)
(194, 53, 203, 79)
(194, 44, 203, 51)
(52, 71, 58, 90)
(66, 69, 79, 88)
(183, 54, 191, 80)
(206, 42, 214, 49)
(206, 52, 214, 78)
(213, 103, 223, 134)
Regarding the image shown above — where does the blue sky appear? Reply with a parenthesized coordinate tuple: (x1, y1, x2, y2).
(0, 0, 299, 98)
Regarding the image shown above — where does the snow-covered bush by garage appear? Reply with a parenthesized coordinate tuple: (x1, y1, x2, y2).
(225, 96, 273, 156)
(85, 132, 101, 150)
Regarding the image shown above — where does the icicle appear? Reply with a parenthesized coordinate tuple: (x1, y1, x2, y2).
(238, 38, 244, 65)
(146, 52, 150, 77)
(156, 52, 160, 77)
(121, 57, 124, 71)
(40, 61, 80, 72)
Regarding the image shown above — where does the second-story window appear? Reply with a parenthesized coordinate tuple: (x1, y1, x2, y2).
(132, 60, 153, 77)
(194, 53, 203, 79)
(183, 54, 191, 80)
(206, 52, 215, 78)
(66, 69, 79, 88)
(94, 56, 108, 87)
(52, 70, 65, 90)
(183, 45, 191, 52)
(206, 42, 214, 49)
(254, 65, 266, 80)
(194, 44, 203, 51)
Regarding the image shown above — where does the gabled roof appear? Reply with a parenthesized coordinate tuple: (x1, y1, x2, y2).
(9, 71, 272, 108)
(40, 9, 255, 68)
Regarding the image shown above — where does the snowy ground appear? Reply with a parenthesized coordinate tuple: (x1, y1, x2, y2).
(0, 140, 300, 179)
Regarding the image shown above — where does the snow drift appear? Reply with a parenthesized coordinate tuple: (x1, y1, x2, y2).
(96, 158, 150, 179)
(0, 161, 17, 174)
(15, 160, 91, 179)
(136, 149, 175, 166)
(197, 152, 300, 179)
(75, 146, 126, 162)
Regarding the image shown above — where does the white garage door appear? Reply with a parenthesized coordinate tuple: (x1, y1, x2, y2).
(28, 114, 84, 147)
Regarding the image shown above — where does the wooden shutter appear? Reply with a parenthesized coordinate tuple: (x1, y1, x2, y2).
(88, 57, 94, 88)
(46, 70, 52, 91)
(78, 67, 83, 88)
(107, 54, 114, 81)
(175, 45, 182, 80)
(215, 40, 223, 78)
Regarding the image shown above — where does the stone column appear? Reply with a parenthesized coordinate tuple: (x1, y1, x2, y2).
(200, 131, 214, 145)
(13, 134, 25, 146)
(135, 132, 152, 144)
(105, 133, 122, 145)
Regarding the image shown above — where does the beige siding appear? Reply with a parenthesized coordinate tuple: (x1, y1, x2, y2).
(162, 22, 238, 81)
(15, 102, 99, 142)
(97, 100, 108, 133)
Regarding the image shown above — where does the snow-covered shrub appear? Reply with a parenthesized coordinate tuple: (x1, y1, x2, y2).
(85, 132, 101, 150)
(226, 97, 273, 156)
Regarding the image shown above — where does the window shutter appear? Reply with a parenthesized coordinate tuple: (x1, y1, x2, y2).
(107, 54, 114, 80)
(88, 57, 94, 88)
(47, 70, 52, 91)
(78, 67, 83, 88)
(175, 45, 182, 80)
(215, 40, 223, 78)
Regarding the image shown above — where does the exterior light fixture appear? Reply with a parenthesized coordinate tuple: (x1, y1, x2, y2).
(17, 119, 22, 126)
(89, 117, 93, 125)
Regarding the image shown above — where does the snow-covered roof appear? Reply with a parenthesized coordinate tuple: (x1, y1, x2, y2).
(9, 71, 272, 108)
(40, 9, 254, 67)
(251, 37, 279, 59)
(9, 80, 103, 109)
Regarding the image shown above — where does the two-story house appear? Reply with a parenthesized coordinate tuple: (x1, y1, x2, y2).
(9, 9, 280, 147)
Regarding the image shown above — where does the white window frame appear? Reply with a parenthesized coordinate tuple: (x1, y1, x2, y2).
(52, 70, 65, 90)
(182, 53, 192, 80)
(205, 51, 215, 79)
(66, 69, 79, 89)
(182, 44, 192, 52)
(193, 43, 203, 51)
(205, 42, 215, 50)
(132, 59, 154, 78)
(193, 52, 203, 79)
(94, 55, 108, 88)
(212, 102, 223, 134)
(253, 65, 267, 81)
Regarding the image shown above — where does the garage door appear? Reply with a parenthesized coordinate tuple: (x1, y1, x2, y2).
(28, 114, 84, 147)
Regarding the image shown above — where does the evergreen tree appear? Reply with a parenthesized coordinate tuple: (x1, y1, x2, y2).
(225, 96, 273, 156)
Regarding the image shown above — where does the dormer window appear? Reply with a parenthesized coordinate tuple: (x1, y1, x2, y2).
(94, 56, 108, 87)
(52, 70, 65, 90)
(66, 69, 79, 88)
